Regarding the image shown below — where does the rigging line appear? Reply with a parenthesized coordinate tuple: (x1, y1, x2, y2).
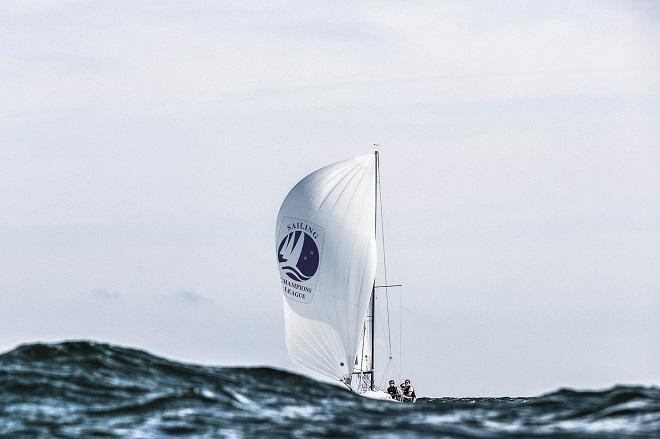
(379, 358, 392, 389)
(378, 158, 393, 358)
(386, 351, 400, 378)
(380, 357, 396, 389)
(371, 150, 378, 391)
(383, 359, 403, 391)
(400, 286, 403, 377)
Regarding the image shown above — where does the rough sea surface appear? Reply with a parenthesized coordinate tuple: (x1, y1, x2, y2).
(0, 341, 658, 438)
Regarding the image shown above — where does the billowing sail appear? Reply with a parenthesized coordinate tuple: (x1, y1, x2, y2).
(276, 155, 376, 382)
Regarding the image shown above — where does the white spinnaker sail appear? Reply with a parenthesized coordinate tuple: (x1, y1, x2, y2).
(276, 155, 376, 382)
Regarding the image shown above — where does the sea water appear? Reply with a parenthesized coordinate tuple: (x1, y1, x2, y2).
(1, 341, 658, 438)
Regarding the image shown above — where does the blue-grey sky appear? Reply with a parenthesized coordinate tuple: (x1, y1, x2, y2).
(1, 1, 659, 396)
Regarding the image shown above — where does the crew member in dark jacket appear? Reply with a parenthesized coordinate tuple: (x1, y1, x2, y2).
(386, 380, 401, 401)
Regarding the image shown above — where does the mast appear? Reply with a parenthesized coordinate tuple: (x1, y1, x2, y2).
(370, 149, 379, 390)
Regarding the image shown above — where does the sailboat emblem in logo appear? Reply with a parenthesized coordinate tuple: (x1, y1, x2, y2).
(278, 230, 319, 282)
(277, 218, 324, 303)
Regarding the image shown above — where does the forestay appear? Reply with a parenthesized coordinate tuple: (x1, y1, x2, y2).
(276, 155, 376, 382)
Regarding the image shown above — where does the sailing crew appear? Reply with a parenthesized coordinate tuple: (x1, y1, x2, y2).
(400, 379, 416, 402)
(386, 380, 401, 401)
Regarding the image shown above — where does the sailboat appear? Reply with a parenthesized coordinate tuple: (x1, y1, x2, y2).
(276, 151, 408, 401)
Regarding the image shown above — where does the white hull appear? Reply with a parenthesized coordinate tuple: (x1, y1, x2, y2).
(359, 390, 395, 401)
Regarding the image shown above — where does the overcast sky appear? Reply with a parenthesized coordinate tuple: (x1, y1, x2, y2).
(1, 1, 659, 396)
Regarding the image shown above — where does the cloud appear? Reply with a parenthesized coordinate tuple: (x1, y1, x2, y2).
(90, 288, 122, 300)
(170, 290, 213, 305)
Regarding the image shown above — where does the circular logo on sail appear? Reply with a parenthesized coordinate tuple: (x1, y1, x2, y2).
(278, 230, 319, 282)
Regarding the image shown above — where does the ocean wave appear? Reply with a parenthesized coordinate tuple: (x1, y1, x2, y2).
(1, 341, 658, 438)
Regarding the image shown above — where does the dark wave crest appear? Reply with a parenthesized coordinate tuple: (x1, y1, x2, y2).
(1, 341, 658, 438)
